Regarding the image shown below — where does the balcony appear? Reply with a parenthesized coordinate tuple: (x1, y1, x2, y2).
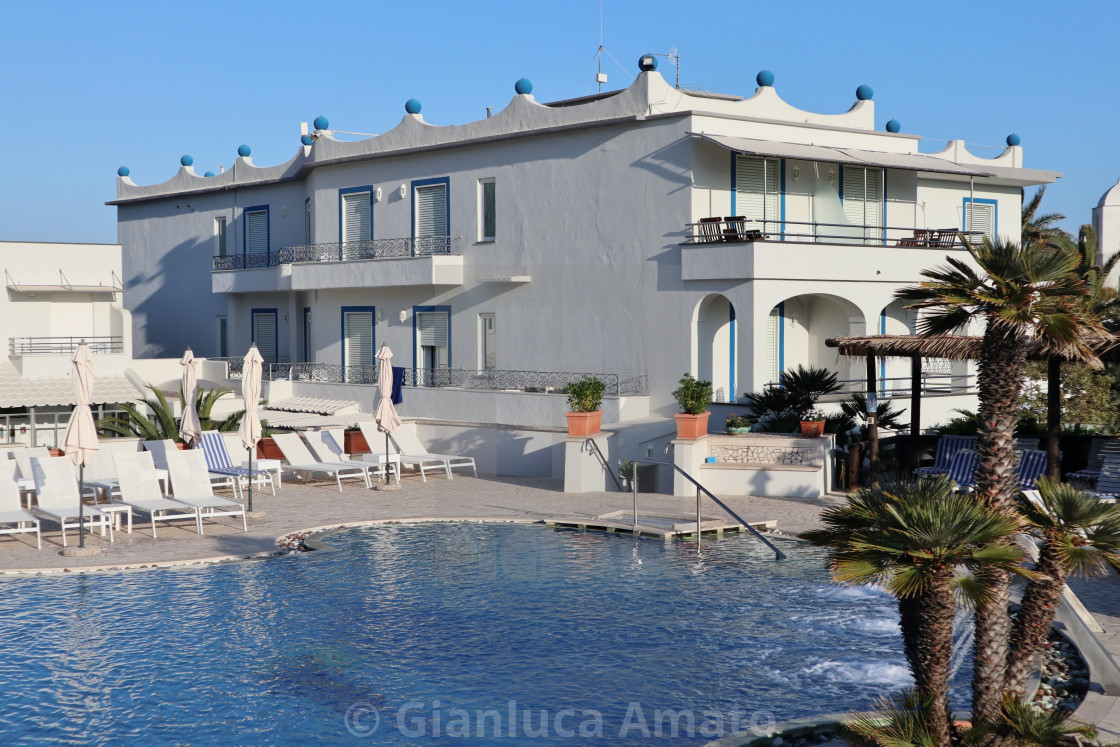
(211, 237, 464, 292)
(9, 336, 123, 356)
(681, 218, 981, 283)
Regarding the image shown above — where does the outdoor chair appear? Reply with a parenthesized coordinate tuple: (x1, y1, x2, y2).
(163, 450, 247, 532)
(270, 433, 371, 491)
(1086, 454, 1120, 503)
(198, 431, 275, 500)
(1015, 450, 1048, 490)
(112, 451, 202, 537)
(1068, 438, 1120, 486)
(303, 430, 396, 485)
(914, 435, 977, 476)
(143, 439, 238, 498)
(12, 447, 51, 481)
(361, 422, 478, 481)
(946, 449, 980, 492)
(0, 460, 40, 549)
(324, 428, 401, 486)
(30, 456, 113, 547)
(933, 229, 961, 248)
(1013, 438, 1041, 452)
(695, 217, 724, 243)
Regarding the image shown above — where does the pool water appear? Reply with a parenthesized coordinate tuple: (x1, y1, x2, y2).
(0, 524, 963, 745)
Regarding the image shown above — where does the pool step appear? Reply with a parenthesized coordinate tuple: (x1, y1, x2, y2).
(545, 511, 777, 540)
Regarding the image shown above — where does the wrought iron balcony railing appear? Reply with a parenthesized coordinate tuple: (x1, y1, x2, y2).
(211, 236, 462, 270)
(9, 336, 124, 356)
(214, 358, 648, 397)
(685, 217, 985, 249)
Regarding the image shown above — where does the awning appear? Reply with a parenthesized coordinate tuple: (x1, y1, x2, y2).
(0, 370, 142, 408)
(266, 397, 361, 416)
(6, 284, 123, 293)
(690, 133, 995, 178)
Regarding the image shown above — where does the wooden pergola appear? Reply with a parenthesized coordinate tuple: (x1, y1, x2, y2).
(825, 334, 1120, 480)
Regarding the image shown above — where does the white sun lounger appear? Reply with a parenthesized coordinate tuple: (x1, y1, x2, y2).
(30, 456, 113, 547)
(270, 433, 372, 491)
(358, 422, 477, 481)
(164, 450, 248, 532)
(12, 447, 51, 482)
(305, 429, 399, 485)
(143, 439, 238, 498)
(323, 427, 401, 486)
(0, 460, 40, 548)
(112, 451, 202, 537)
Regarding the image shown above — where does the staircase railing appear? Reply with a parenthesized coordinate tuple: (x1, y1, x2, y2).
(583, 441, 786, 560)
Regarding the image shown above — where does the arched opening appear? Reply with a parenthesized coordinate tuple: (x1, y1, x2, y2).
(693, 294, 736, 403)
(759, 293, 866, 394)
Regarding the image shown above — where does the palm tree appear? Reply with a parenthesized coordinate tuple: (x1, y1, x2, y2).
(896, 237, 1108, 723)
(1005, 479, 1120, 694)
(803, 476, 1025, 747)
(1021, 186, 1073, 252)
(97, 383, 245, 440)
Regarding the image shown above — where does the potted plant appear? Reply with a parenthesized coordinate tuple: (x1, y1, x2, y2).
(800, 407, 827, 438)
(725, 413, 751, 435)
(672, 373, 713, 439)
(344, 424, 370, 454)
(564, 376, 606, 437)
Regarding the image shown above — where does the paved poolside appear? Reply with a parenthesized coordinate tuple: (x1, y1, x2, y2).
(3, 473, 1119, 739)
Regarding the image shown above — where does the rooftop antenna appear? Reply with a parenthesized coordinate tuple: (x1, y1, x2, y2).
(648, 48, 681, 88)
(566, 2, 634, 98)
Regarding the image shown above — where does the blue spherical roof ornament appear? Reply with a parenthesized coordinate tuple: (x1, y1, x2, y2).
(204, 171, 215, 177)
(756, 69, 775, 87)
(180, 155, 194, 167)
(238, 144, 252, 158)
(117, 166, 130, 177)
(885, 119, 901, 133)
(301, 134, 314, 146)
(313, 115, 329, 131)
(405, 98, 422, 115)
(638, 53, 658, 72)
(856, 84, 874, 101)
(1006, 133, 1021, 146)
(514, 77, 533, 95)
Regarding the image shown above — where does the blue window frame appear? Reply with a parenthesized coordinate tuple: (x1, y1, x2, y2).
(962, 197, 998, 243)
(340, 306, 376, 383)
(412, 304, 452, 371)
(243, 205, 270, 257)
(338, 186, 374, 243)
(250, 307, 278, 363)
(303, 307, 311, 362)
(411, 177, 450, 241)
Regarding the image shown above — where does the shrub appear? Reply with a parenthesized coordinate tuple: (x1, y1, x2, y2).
(565, 376, 606, 413)
(672, 373, 712, 414)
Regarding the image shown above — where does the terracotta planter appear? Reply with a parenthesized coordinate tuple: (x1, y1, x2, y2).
(48, 447, 65, 457)
(175, 442, 189, 450)
(565, 411, 603, 437)
(674, 412, 711, 440)
(344, 430, 370, 454)
(257, 437, 283, 460)
(800, 420, 826, 438)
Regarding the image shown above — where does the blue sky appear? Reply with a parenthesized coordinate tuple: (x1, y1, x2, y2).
(3, 0, 1118, 243)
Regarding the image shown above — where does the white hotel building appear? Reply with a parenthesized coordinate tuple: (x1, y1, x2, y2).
(111, 62, 1058, 443)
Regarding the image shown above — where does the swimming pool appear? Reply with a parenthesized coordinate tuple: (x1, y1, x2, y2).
(0, 524, 956, 745)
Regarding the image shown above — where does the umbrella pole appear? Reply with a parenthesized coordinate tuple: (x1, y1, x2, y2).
(384, 431, 390, 485)
(78, 463, 86, 548)
(248, 448, 254, 513)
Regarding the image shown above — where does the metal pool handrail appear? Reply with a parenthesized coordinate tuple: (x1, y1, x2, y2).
(624, 453, 787, 561)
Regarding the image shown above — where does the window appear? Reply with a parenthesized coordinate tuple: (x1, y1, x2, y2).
(734, 156, 780, 233)
(342, 307, 375, 383)
(479, 313, 496, 371)
(244, 206, 269, 256)
(216, 316, 228, 357)
(251, 309, 278, 363)
(764, 305, 783, 387)
(303, 307, 311, 362)
(413, 178, 449, 255)
(304, 199, 312, 245)
(963, 198, 997, 244)
(214, 217, 228, 257)
(415, 306, 450, 386)
(340, 187, 372, 244)
(841, 166, 884, 241)
(478, 178, 496, 241)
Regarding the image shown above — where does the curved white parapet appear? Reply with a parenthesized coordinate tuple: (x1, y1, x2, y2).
(114, 69, 1036, 201)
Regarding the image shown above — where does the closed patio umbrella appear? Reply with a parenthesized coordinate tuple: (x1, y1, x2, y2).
(61, 343, 99, 548)
(178, 348, 202, 446)
(238, 345, 264, 512)
(374, 345, 402, 487)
